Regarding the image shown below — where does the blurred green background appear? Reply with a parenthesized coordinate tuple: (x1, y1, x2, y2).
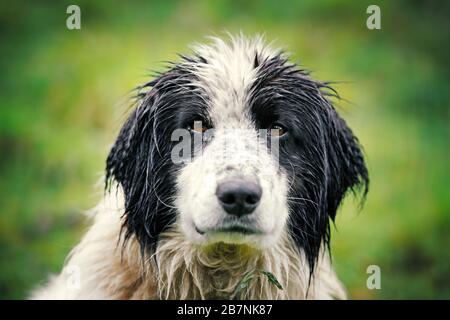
(0, 0, 448, 299)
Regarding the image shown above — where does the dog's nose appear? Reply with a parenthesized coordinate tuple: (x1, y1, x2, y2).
(216, 179, 262, 217)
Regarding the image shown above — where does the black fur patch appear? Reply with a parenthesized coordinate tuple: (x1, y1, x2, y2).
(249, 55, 368, 271)
(106, 58, 209, 255)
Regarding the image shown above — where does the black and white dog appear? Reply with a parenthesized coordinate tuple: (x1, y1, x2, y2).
(33, 35, 368, 299)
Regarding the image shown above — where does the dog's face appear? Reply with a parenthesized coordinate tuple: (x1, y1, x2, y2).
(175, 102, 290, 248)
(106, 36, 368, 269)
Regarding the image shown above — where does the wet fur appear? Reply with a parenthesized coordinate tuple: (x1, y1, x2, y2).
(32, 35, 367, 300)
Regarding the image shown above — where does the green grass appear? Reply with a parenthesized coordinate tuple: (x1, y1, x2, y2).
(0, 0, 448, 299)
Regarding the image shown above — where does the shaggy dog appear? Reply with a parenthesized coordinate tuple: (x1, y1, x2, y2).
(32, 35, 368, 300)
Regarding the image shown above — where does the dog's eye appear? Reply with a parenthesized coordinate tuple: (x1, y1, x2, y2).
(187, 120, 208, 134)
(269, 124, 286, 137)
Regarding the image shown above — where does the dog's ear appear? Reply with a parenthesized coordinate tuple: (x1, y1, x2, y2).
(325, 107, 369, 220)
(105, 65, 200, 253)
(105, 84, 159, 197)
(105, 81, 178, 252)
(105, 108, 139, 193)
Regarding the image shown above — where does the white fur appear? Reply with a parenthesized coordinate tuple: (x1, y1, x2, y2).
(31, 190, 346, 299)
(177, 35, 288, 248)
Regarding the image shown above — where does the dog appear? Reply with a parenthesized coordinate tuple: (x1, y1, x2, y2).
(32, 35, 368, 299)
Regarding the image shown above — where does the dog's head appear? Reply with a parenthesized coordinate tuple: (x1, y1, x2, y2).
(106, 36, 368, 269)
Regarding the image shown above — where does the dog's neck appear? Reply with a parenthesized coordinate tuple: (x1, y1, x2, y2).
(145, 230, 309, 299)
